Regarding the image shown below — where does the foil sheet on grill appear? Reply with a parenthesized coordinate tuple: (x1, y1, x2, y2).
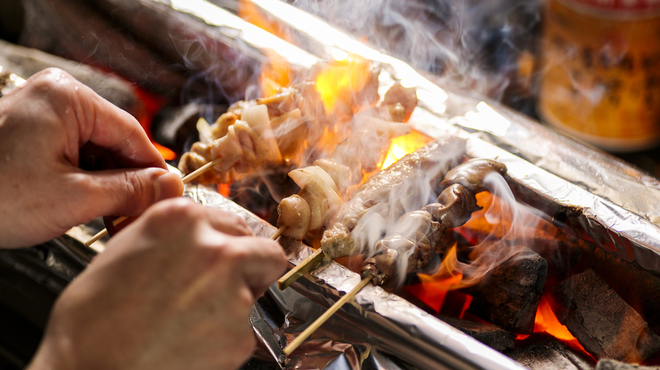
(169, 0, 660, 277)
(185, 184, 527, 370)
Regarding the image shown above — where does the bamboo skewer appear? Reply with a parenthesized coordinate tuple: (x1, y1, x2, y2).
(283, 275, 373, 356)
(277, 248, 325, 290)
(83, 157, 224, 247)
(269, 225, 287, 241)
(83, 216, 128, 247)
(180, 157, 223, 184)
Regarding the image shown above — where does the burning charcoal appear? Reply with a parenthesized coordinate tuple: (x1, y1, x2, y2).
(439, 316, 516, 352)
(595, 359, 660, 370)
(550, 269, 660, 362)
(464, 248, 547, 334)
(573, 241, 660, 337)
(505, 333, 596, 370)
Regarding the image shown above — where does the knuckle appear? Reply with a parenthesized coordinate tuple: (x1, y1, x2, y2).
(28, 68, 75, 96)
(222, 242, 250, 263)
(123, 172, 153, 213)
(144, 198, 196, 227)
(227, 212, 249, 231)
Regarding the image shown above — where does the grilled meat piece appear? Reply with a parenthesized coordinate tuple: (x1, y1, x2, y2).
(361, 243, 399, 286)
(276, 194, 311, 241)
(423, 184, 479, 229)
(321, 137, 466, 259)
(440, 158, 507, 193)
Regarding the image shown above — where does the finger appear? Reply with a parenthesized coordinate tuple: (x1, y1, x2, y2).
(81, 87, 166, 169)
(30, 68, 166, 170)
(75, 167, 183, 221)
(203, 208, 253, 237)
(229, 236, 287, 298)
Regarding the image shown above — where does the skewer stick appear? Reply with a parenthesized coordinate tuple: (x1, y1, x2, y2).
(283, 275, 373, 356)
(84, 157, 225, 247)
(269, 225, 287, 241)
(180, 157, 223, 184)
(278, 248, 325, 290)
(83, 216, 128, 247)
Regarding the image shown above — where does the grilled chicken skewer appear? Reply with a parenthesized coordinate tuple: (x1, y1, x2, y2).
(283, 159, 507, 356)
(363, 159, 506, 286)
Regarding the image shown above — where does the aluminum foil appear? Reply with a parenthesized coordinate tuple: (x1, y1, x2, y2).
(235, 0, 660, 277)
(165, 1, 660, 368)
(185, 184, 527, 370)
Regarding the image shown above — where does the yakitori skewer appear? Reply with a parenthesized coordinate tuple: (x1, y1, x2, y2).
(277, 248, 325, 290)
(282, 275, 373, 356)
(84, 157, 224, 247)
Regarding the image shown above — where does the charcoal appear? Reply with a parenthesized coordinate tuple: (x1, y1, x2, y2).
(505, 333, 595, 370)
(550, 269, 660, 362)
(595, 359, 660, 370)
(575, 242, 660, 337)
(439, 316, 516, 352)
(464, 248, 547, 333)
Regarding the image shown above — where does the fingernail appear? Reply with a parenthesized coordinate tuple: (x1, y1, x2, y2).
(155, 171, 184, 201)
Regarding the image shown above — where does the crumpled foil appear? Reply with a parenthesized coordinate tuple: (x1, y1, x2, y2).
(170, 1, 660, 368)
(186, 184, 527, 370)
(233, 0, 660, 277)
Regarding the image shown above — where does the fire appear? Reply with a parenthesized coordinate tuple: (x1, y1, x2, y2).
(153, 142, 177, 161)
(404, 244, 468, 314)
(381, 130, 433, 169)
(519, 296, 592, 357)
(531, 296, 574, 341)
(260, 52, 292, 98)
(238, 0, 293, 97)
(314, 56, 373, 114)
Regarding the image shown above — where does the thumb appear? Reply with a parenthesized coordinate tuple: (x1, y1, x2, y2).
(78, 167, 183, 219)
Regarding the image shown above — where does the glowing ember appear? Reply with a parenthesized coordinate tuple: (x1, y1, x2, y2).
(532, 296, 574, 341)
(314, 56, 372, 113)
(404, 244, 464, 313)
(515, 296, 592, 357)
(381, 130, 433, 169)
(217, 183, 231, 198)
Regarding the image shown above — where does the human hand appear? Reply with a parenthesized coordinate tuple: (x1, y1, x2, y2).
(0, 68, 183, 248)
(28, 198, 288, 370)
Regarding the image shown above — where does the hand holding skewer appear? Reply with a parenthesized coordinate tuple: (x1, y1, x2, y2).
(84, 158, 223, 247)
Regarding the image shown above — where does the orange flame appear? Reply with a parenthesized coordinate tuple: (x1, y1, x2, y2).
(404, 244, 465, 313)
(515, 296, 592, 358)
(532, 296, 575, 341)
(381, 130, 433, 169)
(314, 56, 372, 113)
(238, 0, 293, 97)
(153, 142, 176, 161)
